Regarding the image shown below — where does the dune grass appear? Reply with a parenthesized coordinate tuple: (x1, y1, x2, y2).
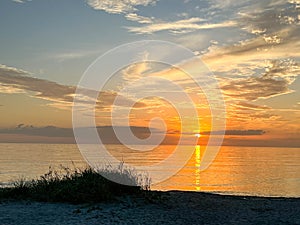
(0, 164, 151, 204)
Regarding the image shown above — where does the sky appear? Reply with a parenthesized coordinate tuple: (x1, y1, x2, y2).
(0, 0, 299, 147)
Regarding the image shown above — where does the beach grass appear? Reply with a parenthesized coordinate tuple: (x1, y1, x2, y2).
(0, 164, 151, 204)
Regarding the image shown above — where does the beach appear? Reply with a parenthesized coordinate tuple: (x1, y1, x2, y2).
(1, 191, 299, 225)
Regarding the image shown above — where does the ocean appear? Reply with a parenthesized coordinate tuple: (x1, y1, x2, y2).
(0, 143, 299, 197)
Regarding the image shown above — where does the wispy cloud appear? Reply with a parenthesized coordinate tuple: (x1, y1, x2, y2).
(0, 64, 146, 111)
(0, 125, 170, 144)
(86, 0, 157, 14)
(126, 18, 237, 34)
(234, 102, 270, 111)
(87, 0, 237, 34)
(51, 49, 100, 62)
(12, 0, 26, 3)
(125, 13, 154, 24)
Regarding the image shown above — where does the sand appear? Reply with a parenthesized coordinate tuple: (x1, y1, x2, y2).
(0, 191, 299, 225)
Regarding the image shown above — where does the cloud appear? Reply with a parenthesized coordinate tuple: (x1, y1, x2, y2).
(220, 60, 299, 101)
(87, 0, 236, 34)
(0, 125, 267, 146)
(234, 102, 270, 110)
(86, 0, 157, 14)
(198, 2, 300, 133)
(0, 64, 146, 110)
(209, 0, 288, 11)
(125, 13, 153, 24)
(15, 0, 157, 26)
(126, 18, 237, 34)
(94, 126, 164, 144)
(220, 76, 291, 101)
(204, 29, 300, 67)
(201, 130, 266, 136)
(0, 64, 75, 104)
(52, 50, 100, 62)
(200, 2, 300, 104)
(87, 0, 158, 30)
(0, 125, 74, 137)
(12, 0, 25, 3)
(202, 0, 299, 62)
(239, 2, 299, 36)
(170, 129, 266, 136)
(174, 32, 211, 51)
(121, 55, 151, 81)
(0, 125, 175, 144)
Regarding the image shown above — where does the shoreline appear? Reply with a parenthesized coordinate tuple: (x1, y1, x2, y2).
(1, 190, 299, 224)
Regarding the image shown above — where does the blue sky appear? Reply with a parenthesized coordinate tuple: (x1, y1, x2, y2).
(0, 0, 242, 85)
(0, 0, 132, 84)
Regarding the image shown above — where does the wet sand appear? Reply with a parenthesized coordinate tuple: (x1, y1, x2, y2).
(0, 191, 299, 225)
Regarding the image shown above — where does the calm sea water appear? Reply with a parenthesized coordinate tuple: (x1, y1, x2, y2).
(0, 143, 299, 197)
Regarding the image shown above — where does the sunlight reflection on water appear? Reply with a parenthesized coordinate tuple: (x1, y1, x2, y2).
(0, 143, 299, 197)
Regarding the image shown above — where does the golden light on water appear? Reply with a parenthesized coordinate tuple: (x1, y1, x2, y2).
(195, 145, 201, 191)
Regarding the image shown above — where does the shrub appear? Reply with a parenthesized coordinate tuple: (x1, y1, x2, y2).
(0, 164, 151, 204)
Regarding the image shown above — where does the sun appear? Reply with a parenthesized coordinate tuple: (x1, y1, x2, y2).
(194, 133, 201, 138)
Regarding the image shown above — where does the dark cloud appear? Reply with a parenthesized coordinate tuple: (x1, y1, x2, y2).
(0, 125, 168, 144)
(1, 126, 266, 144)
(0, 65, 146, 109)
(0, 125, 74, 137)
(169, 129, 266, 136)
(221, 75, 290, 101)
(250, 112, 279, 119)
(97, 91, 146, 109)
(0, 65, 75, 103)
(201, 130, 266, 136)
(220, 60, 299, 101)
(235, 101, 270, 110)
(240, 1, 299, 36)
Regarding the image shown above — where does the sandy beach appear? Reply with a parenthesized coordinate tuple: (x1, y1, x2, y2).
(1, 191, 299, 225)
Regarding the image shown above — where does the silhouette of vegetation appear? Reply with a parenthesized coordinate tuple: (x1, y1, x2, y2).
(0, 165, 151, 204)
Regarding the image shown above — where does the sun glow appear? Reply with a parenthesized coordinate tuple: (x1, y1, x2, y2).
(195, 133, 201, 138)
